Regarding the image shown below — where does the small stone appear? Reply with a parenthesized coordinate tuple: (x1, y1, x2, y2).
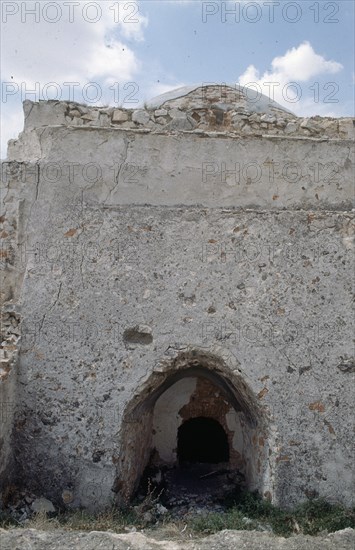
(155, 109, 167, 117)
(235, 106, 248, 114)
(99, 114, 110, 127)
(275, 118, 287, 128)
(145, 120, 157, 130)
(156, 503, 168, 515)
(337, 358, 355, 373)
(285, 122, 298, 134)
(243, 516, 253, 524)
(81, 110, 99, 122)
(260, 114, 276, 124)
(321, 120, 338, 136)
(166, 116, 195, 131)
(241, 124, 253, 134)
(69, 109, 82, 118)
(249, 113, 260, 123)
(143, 511, 153, 523)
(31, 497, 55, 514)
(211, 102, 233, 112)
(339, 119, 355, 139)
(112, 110, 129, 123)
(3, 303, 18, 313)
(155, 117, 167, 125)
(76, 104, 88, 115)
(62, 489, 74, 504)
(132, 109, 150, 125)
(300, 118, 320, 132)
(232, 120, 245, 131)
(169, 108, 186, 119)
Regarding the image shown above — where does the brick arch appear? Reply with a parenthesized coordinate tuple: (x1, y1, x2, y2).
(114, 348, 269, 504)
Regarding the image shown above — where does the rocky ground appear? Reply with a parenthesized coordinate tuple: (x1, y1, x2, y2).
(1, 464, 242, 524)
(2, 466, 354, 548)
(136, 463, 245, 520)
(1, 527, 354, 550)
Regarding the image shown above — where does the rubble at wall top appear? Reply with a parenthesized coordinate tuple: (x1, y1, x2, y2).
(21, 85, 354, 140)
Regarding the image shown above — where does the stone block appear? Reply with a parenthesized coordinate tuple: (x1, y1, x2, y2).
(132, 110, 150, 125)
(112, 110, 129, 123)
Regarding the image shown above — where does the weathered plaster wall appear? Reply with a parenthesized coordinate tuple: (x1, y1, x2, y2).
(6, 121, 354, 211)
(0, 166, 25, 493)
(0, 85, 354, 511)
(152, 377, 197, 464)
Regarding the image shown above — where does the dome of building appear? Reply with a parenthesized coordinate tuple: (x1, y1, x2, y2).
(146, 83, 294, 115)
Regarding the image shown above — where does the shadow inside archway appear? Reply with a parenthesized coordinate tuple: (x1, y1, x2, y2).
(114, 350, 268, 507)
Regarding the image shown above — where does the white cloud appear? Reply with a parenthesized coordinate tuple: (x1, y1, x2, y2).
(238, 42, 343, 116)
(1, 1, 148, 87)
(0, 1, 149, 156)
(270, 42, 342, 81)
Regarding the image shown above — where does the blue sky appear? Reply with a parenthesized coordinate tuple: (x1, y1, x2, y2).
(1, 0, 354, 157)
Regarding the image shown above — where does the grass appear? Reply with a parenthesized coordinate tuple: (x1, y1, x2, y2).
(294, 498, 355, 536)
(190, 507, 258, 534)
(55, 508, 140, 532)
(0, 507, 143, 532)
(1, 491, 354, 538)
(191, 492, 355, 537)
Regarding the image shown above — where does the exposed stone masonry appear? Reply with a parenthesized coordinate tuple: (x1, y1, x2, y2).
(21, 85, 353, 140)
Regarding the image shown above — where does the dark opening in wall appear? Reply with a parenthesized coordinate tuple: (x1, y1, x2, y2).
(177, 416, 229, 464)
(116, 351, 267, 504)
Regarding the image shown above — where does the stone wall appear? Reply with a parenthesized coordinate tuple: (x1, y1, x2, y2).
(21, 94, 353, 140)
(0, 163, 24, 490)
(1, 85, 354, 511)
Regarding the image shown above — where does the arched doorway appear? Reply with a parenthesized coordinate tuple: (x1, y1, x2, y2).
(115, 349, 268, 504)
(177, 417, 229, 464)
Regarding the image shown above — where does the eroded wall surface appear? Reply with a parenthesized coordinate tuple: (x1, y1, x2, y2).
(1, 88, 354, 510)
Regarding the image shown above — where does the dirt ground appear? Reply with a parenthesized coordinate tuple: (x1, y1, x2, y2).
(0, 527, 354, 550)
